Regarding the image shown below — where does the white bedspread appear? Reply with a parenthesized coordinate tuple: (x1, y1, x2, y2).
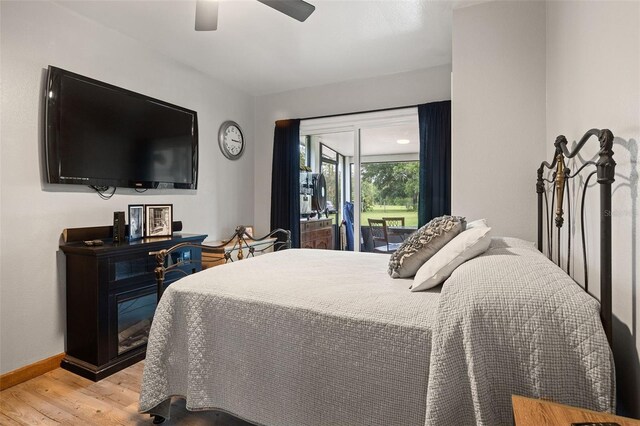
(423, 237, 614, 424)
(140, 249, 440, 425)
(139, 238, 614, 425)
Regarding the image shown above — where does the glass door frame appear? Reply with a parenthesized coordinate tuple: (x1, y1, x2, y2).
(319, 142, 345, 224)
(300, 107, 418, 252)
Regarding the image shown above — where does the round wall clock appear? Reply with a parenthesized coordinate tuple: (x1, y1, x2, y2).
(218, 120, 245, 160)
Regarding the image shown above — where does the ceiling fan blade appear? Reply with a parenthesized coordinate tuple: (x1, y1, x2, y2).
(256, 0, 316, 23)
(195, 0, 219, 31)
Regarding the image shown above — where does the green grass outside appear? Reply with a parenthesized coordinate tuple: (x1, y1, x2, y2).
(360, 204, 418, 227)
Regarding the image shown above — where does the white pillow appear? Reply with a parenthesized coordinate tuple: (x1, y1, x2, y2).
(466, 218, 488, 229)
(410, 226, 492, 292)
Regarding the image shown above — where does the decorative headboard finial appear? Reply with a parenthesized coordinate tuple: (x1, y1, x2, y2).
(597, 129, 616, 184)
(554, 135, 568, 156)
(536, 168, 545, 194)
(555, 153, 566, 228)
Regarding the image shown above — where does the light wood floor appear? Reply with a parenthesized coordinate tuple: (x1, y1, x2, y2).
(0, 362, 252, 425)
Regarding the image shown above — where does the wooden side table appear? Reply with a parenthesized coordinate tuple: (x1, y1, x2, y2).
(512, 395, 640, 426)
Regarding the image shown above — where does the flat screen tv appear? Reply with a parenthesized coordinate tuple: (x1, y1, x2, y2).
(44, 66, 198, 189)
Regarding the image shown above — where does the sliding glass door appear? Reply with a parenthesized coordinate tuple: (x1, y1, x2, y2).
(299, 131, 353, 249)
(300, 107, 419, 252)
(357, 123, 419, 253)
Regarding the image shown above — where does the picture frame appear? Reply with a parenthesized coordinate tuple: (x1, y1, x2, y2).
(145, 204, 173, 238)
(128, 204, 144, 241)
(241, 225, 254, 238)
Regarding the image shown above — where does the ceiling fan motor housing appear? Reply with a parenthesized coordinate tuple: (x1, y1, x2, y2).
(195, 0, 315, 31)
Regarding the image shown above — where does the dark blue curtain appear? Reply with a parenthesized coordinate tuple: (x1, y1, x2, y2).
(418, 101, 451, 227)
(270, 119, 301, 247)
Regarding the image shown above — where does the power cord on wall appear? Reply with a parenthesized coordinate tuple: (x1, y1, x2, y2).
(89, 185, 117, 200)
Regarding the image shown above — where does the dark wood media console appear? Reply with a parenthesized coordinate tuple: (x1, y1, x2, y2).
(59, 233, 207, 381)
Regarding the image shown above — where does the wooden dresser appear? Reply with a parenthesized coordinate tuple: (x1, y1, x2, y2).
(300, 218, 333, 249)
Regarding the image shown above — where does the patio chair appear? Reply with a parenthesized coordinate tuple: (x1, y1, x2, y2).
(368, 218, 402, 253)
(382, 217, 407, 242)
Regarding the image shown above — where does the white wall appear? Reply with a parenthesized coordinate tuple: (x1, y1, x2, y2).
(451, 1, 546, 241)
(253, 65, 452, 234)
(546, 1, 640, 416)
(0, 1, 255, 374)
(454, 0, 640, 415)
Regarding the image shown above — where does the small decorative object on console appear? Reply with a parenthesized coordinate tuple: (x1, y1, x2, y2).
(240, 225, 254, 237)
(113, 211, 125, 243)
(128, 204, 144, 240)
(145, 204, 173, 237)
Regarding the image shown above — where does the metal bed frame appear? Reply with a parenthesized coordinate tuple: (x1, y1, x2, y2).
(150, 226, 290, 424)
(146, 131, 616, 423)
(152, 226, 291, 301)
(536, 128, 615, 345)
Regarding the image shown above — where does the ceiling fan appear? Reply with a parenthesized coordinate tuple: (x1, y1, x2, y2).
(195, 0, 316, 31)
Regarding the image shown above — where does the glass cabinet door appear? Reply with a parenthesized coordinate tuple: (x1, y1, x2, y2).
(116, 288, 157, 355)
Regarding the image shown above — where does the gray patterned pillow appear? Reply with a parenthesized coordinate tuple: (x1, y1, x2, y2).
(388, 215, 466, 278)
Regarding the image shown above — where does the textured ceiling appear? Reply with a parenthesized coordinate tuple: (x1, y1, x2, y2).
(56, 0, 453, 96)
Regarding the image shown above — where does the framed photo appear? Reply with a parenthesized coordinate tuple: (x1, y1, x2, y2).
(145, 204, 173, 237)
(128, 204, 144, 240)
(241, 225, 254, 238)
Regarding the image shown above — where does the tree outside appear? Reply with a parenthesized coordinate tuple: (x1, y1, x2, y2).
(359, 161, 419, 226)
(361, 161, 419, 209)
(322, 162, 336, 210)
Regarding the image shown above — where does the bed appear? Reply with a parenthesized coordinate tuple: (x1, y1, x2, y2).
(139, 129, 617, 425)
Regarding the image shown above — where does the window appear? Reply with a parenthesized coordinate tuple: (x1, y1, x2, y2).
(300, 136, 309, 168)
(320, 144, 340, 223)
(360, 161, 419, 227)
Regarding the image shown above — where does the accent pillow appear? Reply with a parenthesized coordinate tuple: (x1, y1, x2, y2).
(388, 215, 466, 278)
(411, 226, 492, 292)
(466, 218, 488, 229)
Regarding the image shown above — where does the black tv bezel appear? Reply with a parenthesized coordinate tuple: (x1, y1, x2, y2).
(44, 65, 199, 190)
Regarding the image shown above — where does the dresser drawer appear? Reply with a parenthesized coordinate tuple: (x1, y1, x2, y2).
(301, 220, 331, 232)
(305, 228, 331, 241)
(316, 228, 332, 239)
(300, 219, 333, 250)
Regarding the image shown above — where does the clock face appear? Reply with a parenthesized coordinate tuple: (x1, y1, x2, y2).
(218, 121, 245, 160)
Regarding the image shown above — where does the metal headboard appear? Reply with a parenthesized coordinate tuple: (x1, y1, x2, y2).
(152, 226, 291, 301)
(536, 129, 615, 345)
